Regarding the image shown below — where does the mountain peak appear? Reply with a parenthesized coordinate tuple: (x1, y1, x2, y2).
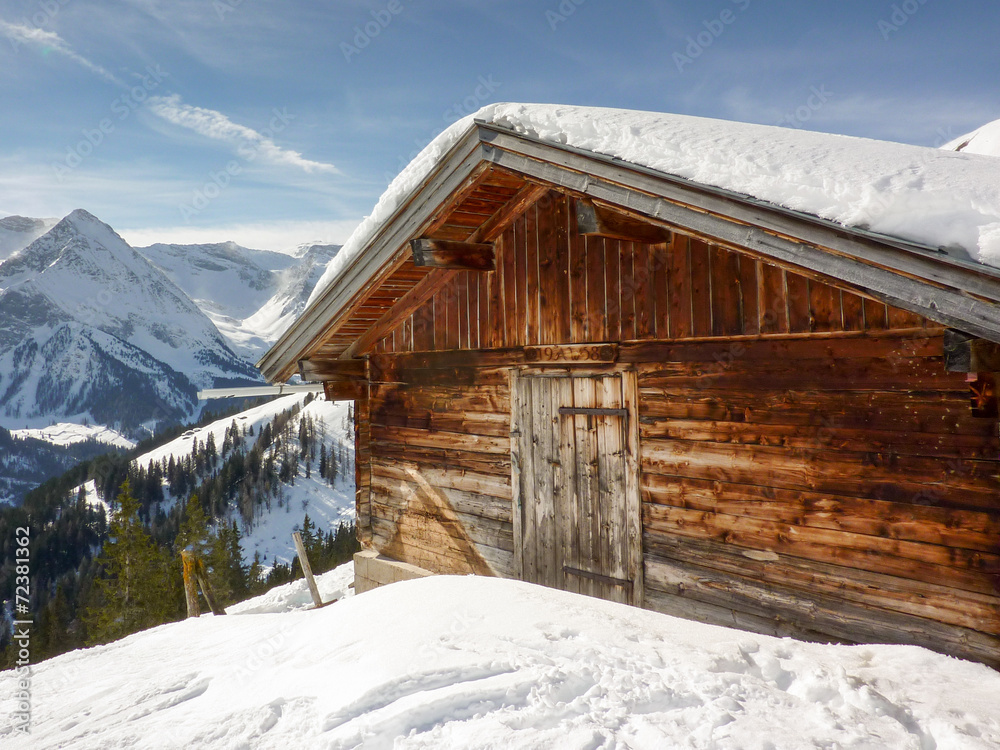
(66, 208, 98, 221)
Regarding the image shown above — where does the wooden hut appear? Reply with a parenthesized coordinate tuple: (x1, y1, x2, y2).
(259, 112, 1000, 666)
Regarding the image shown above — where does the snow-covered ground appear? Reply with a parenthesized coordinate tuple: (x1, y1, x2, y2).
(226, 560, 354, 615)
(5, 574, 1000, 749)
(10, 422, 135, 450)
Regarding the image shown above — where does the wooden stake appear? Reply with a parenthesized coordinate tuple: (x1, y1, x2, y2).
(293, 532, 325, 608)
(194, 558, 227, 616)
(181, 549, 200, 619)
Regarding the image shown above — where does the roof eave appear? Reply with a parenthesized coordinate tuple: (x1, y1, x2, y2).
(257, 123, 488, 382)
(261, 121, 1000, 382)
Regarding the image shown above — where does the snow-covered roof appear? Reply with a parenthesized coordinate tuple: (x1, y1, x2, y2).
(944, 117, 1000, 159)
(310, 104, 1000, 306)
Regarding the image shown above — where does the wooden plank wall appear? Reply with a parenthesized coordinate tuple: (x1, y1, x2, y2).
(360, 187, 1000, 664)
(374, 191, 927, 354)
(634, 333, 1000, 665)
(366, 363, 515, 578)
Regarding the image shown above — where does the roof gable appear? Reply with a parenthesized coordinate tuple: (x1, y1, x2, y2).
(259, 118, 1000, 382)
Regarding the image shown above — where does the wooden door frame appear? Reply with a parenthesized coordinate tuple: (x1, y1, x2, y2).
(509, 366, 644, 606)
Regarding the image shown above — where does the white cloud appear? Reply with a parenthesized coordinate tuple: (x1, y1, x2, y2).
(0, 20, 124, 86)
(147, 94, 339, 175)
(119, 219, 360, 253)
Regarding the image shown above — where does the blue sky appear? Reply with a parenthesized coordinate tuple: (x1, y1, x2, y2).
(1, 0, 997, 250)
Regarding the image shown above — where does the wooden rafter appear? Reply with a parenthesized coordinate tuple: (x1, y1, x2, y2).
(410, 239, 495, 270)
(576, 199, 671, 244)
(340, 270, 458, 360)
(341, 182, 551, 359)
(944, 329, 1000, 373)
(298, 357, 366, 382)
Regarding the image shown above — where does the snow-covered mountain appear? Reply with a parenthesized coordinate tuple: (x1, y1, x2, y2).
(136, 240, 340, 361)
(0, 215, 58, 262)
(943, 117, 1000, 157)
(0, 210, 261, 433)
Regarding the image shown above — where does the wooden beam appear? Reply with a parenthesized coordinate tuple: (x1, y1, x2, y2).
(471, 181, 549, 242)
(341, 270, 458, 359)
(298, 357, 367, 382)
(410, 238, 495, 270)
(576, 199, 671, 244)
(944, 329, 1000, 372)
(340, 180, 548, 359)
(524, 343, 619, 365)
(324, 380, 365, 402)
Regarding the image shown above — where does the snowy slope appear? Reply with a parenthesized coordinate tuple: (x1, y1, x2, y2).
(944, 117, 1000, 158)
(0, 215, 57, 261)
(0, 210, 260, 432)
(5, 575, 999, 749)
(132, 393, 355, 566)
(311, 104, 1000, 303)
(137, 240, 340, 361)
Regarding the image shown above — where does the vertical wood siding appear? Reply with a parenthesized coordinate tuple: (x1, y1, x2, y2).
(375, 191, 928, 355)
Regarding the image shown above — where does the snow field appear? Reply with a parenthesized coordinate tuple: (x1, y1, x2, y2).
(225, 560, 355, 615)
(10, 422, 135, 449)
(5, 574, 999, 749)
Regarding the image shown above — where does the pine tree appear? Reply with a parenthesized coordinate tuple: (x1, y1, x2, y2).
(206, 522, 248, 605)
(84, 481, 180, 644)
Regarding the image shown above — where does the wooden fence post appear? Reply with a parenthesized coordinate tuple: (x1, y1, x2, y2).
(181, 549, 200, 619)
(194, 558, 227, 616)
(181, 549, 227, 617)
(293, 532, 325, 608)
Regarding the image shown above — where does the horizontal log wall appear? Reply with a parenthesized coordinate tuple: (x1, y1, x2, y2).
(374, 191, 927, 354)
(638, 332, 1000, 666)
(365, 364, 515, 578)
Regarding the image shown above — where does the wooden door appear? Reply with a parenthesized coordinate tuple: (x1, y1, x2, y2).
(510, 371, 643, 605)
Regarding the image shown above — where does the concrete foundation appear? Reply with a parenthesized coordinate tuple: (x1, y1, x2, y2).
(353, 549, 434, 594)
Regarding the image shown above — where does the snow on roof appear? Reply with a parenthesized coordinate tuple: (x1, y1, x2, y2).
(944, 117, 1000, 158)
(9, 574, 1000, 748)
(309, 104, 1000, 307)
